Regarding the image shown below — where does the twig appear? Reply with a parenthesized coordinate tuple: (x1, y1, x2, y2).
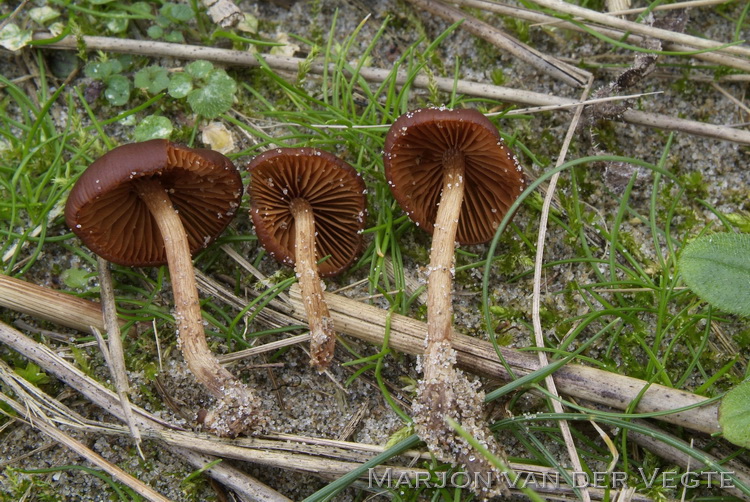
(404, 0, 589, 87)
(530, 76, 595, 502)
(97, 256, 143, 458)
(0, 361, 172, 502)
(527, 0, 750, 59)
(0, 320, 291, 502)
(220, 244, 291, 304)
(450, 0, 750, 71)
(0, 273, 119, 332)
(0, 275, 720, 433)
(285, 285, 720, 434)
(609, 0, 733, 15)
(32, 34, 750, 144)
(217, 333, 310, 364)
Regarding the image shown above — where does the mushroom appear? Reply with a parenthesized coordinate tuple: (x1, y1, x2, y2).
(384, 107, 523, 491)
(247, 147, 367, 369)
(65, 139, 263, 436)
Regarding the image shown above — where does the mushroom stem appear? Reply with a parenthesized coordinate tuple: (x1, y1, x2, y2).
(426, 151, 465, 349)
(290, 198, 335, 369)
(419, 151, 466, 432)
(135, 178, 239, 397)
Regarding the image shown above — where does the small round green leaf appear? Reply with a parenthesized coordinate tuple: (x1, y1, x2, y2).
(168, 72, 193, 98)
(164, 30, 185, 43)
(106, 16, 129, 34)
(147, 25, 164, 39)
(61, 268, 92, 289)
(134, 66, 170, 94)
(134, 115, 173, 141)
(679, 233, 750, 316)
(719, 380, 750, 448)
(185, 60, 213, 80)
(186, 69, 236, 118)
(161, 3, 194, 22)
(104, 75, 131, 106)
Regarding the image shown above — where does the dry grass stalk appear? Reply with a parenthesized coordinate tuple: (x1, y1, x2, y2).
(97, 256, 143, 457)
(452, 0, 750, 71)
(217, 333, 310, 364)
(0, 320, 289, 502)
(286, 285, 720, 434)
(530, 77, 594, 502)
(194, 268, 296, 328)
(528, 0, 750, 59)
(0, 273, 116, 332)
(32, 34, 750, 144)
(607, 416, 750, 500)
(0, 334, 659, 502)
(0, 274, 721, 434)
(405, 0, 589, 87)
(0, 361, 172, 502)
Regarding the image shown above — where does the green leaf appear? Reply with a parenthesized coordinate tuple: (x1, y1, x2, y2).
(0, 24, 33, 51)
(60, 268, 92, 289)
(15, 362, 51, 386)
(134, 65, 170, 94)
(186, 69, 236, 118)
(106, 15, 128, 34)
(131, 2, 152, 16)
(134, 115, 173, 141)
(84, 60, 121, 80)
(167, 72, 193, 98)
(679, 233, 750, 316)
(104, 74, 131, 106)
(161, 3, 194, 22)
(147, 25, 164, 39)
(164, 30, 185, 43)
(719, 380, 750, 447)
(725, 211, 750, 233)
(185, 60, 213, 80)
(29, 7, 61, 25)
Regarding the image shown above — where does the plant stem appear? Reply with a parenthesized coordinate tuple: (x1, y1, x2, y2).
(291, 198, 335, 369)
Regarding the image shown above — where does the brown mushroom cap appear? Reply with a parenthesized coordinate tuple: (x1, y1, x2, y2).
(248, 147, 367, 277)
(65, 139, 243, 267)
(383, 108, 524, 245)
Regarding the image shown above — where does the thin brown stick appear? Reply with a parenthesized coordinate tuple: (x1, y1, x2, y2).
(32, 34, 750, 144)
(0, 273, 117, 332)
(0, 361, 172, 502)
(527, 0, 750, 59)
(286, 285, 720, 435)
(449, 0, 750, 71)
(97, 256, 143, 457)
(0, 320, 290, 502)
(405, 0, 588, 87)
